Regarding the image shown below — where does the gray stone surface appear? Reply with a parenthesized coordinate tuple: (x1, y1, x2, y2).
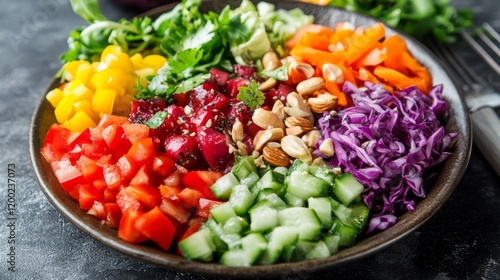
(0, 0, 499, 279)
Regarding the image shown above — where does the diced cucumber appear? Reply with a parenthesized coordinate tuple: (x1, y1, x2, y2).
(210, 172, 239, 200)
(252, 170, 285, 197)
(249, 203, 279, 233)
(240, 171, 260, 188)
(256, 190, 287, 209)
(286, 170, 329, 200)
(178, 227, 216, 262)
(291, 240, 331, 261)
(329, 218, 359, 248)
(308, 197, 332, 228)
(333, 172, 364, 206)
(287, 159, 309, 175)
(210, 202, 237, 225)
(256, 226, 299, 265)
(278, 207, 322, 241)
(308, 165, 335, 184)
(330, 198, 369, 231)
(284, 192, 305, 207)
(273, 166, 288, 178)
(223, 216, 249, 234)
(322, 234, 340, 254)
(205, 218, 240, 251)
(232, 156, 258, 181)
(219, 233, 267, 266)
(229, 184, 255, 216)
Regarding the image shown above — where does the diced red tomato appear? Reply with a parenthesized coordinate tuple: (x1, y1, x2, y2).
(122, 123, 149, 143)
(159, 185, 182, 201)
(116, 154, 139, 181)
(118, 208, 147, 243)
(44, 123, 71, 149)
(182, 170, 223, 200)
(77, 155, 101, 181)
(130, 165, 153, 187)
(177, 188, 202, 208)
(78, 184, 104, 210)
(116, 187, 143, 212)
(103, 203, 122, 228)
(54, 165, 85, 192)
(98, 114, 129, 128)
(196, 198, 223, 219)
(152, 155, 176, 178)
(127, 138, 155, 166)
(159, 198, 191, 224)
(87, 201, 107, 220)
(103, 164, 123, 189)
(134, 206, 177, 250)
(125, 185, 161, 210)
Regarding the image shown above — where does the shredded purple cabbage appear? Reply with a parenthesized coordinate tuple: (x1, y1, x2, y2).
(316, 82, 456, 233)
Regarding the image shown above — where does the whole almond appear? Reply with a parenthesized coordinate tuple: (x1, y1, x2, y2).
(285, 116, 314, 132)
(263, 146, 291, 167)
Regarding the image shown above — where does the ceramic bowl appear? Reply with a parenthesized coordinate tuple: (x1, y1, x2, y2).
(30, 0, 472, 277)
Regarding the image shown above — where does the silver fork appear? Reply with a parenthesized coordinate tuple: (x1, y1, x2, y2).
(427, 26, 500, 177)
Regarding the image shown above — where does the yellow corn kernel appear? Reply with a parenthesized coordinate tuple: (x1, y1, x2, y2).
(63, 80, 93, 101)
(92, 89, 116, 115)
(63, 111, 97, 133)
(75, 62, 93, 84)
(74, 100, 96, 121)
(55, 94, 76, 124)
(46, 88, 64, 108)
(63, 60, 86, 80)
(130, 53, 145, 69)
(143, 54, 167, 72)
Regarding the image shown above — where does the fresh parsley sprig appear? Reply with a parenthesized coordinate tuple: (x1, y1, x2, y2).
(237, 80, 266, 110)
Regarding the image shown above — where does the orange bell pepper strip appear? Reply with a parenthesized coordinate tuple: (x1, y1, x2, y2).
(286, 24, 336, 50)
(402, 50, 432, 93)
(381, 34, 409, 76)
(344, 22, 386, 65)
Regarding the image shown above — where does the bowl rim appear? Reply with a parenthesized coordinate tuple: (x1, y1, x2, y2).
(29, 0, 472, 277)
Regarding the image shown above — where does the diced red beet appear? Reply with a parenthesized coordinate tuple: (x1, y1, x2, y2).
(246, 122, 263, 138)
(225, 101, 252, 127)
(129, 98, 166, 124)
(190, 107, 227, 132)
(233, 64, 257, 78)
(189, 80, 221, 111)
(210, 68, 230, 86)
(225, 78, 250, 98)
(206, 93, 230, 111)
(163, 135, 200, 170)
(196, 127, 230, 170)
(150, 105, 186, 141)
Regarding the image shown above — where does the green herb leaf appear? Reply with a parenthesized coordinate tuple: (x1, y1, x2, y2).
(237, 80, 265, 110)
(70, 0, 106, 23)
(144, 111, 168, 129)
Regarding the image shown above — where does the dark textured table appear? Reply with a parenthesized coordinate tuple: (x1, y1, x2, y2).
(1, 0, 499, 279)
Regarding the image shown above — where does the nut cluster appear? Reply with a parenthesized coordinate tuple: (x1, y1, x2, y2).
(230, 51, 339, 168)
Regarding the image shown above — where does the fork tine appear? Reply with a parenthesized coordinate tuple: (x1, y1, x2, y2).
(461, 24, 500, 76)
(426, 38, 478, 90)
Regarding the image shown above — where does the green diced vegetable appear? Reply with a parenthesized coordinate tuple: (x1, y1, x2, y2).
(286, 170, 329, 200)
(278, 207, 322, 241)
(291, 240, 331, 261)
(229, 184, 255, 216)
(210, 172, 240, 200)
(178, 227, 216, 262)
(333, 172, 364, 206)
(210, 202, 237, 225)
(308, 197, 332, 228)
